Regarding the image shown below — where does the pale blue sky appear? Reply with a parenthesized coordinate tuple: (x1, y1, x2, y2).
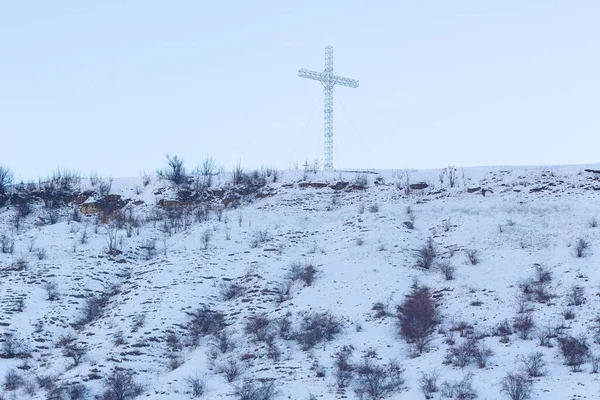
(1, 1, 598, 180)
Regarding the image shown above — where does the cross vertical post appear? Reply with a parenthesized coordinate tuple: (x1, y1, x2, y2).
(299, 46, 359, 171)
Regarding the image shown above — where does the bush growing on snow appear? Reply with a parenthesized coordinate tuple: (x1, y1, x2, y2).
(500, 371, 533, 400)
(415, 238, 436, 269)
(397, 286, 439, 354)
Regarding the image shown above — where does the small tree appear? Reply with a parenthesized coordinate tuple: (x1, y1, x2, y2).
(397, 286, 439, 354)
(333, 346, 355, 388)
(0, 165, 13, 194)
(500, 372, 533, 400)
(157, 154, 188, 185)
(295, 311, 343, 350)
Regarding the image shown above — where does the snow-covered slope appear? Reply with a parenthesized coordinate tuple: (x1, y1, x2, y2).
(1, 165, 600, 399)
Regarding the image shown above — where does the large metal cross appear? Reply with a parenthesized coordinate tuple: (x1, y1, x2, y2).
(299, 46, 359, 171)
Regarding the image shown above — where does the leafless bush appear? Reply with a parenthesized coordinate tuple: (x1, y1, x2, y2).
(1, 332, 26, 358)
(185, 373, 205, 398)
(3, 369, 24, 392)
(0, 234, 14, 254)
(513, 313, 535, 340)
(440, 372, 476, 400)
(286, 261, 321, 287)
(474, 342, 494, 368)
(533, 264, 552, 284)
(140, 238, 157, 260)
(43, 280, 59, 301)
(465, 249, 479, 265)
(211, 330, 237, 354)
(368, 203, 379, 213)
(520, 351, 546, 377)
(415, 237, 437, 269)
(397, 286, 439, 354)
(62, 342, 87, 367)
(536, 326, 555, 348)
(17, 198, 33, 217)
(244, 313, 273, 342)
(75, 293, 110, 327)
(157, 154, 188, 185)
(36, 247, 47, 260)
(419, 370, 440, 399)
(500, 371, 533, 400)
(101, 370, 144, 400)
(563, 309, 575, 320)
(566, 285, 586, 306)
(574, 237, 590, 258)
(132, 313, 146, 333)
(200, 229, 212, 250)
(558, 334, 590, 371)
(46, 209, 59, 225)
(354, 358, 404, 400)
(233, 379, 278, 400)
(217, 357, 244, 383)
(219, 282, 245, 301)
(295, 311, 344, 350)
(250, 229, 271, 248)
(446, 337, 479, 368)
(591, 355, 600, 374)
(0, 165, 13, 194)
(589, 217, 598, 228)
(186, 306, 226, 345)
(437, 261, 456, 280)
(323, 348, 348, 389)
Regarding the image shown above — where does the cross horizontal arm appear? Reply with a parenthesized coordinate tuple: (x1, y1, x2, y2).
(298, 69, 324, 82)
(333, 75, 359, 88)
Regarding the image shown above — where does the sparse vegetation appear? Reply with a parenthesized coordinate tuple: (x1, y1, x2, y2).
(295, 311, 343, 350)
(353, 358, 404, 400)
(500, 372, 533, 400)
(286, 260, 321, 287)
(415, 237, 436, 269)
(157, 154, 188, 185)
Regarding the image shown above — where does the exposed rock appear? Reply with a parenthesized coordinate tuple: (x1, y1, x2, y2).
(410, 182, 428, 190)
(347, 184, 366, 191)
(158, 199, 182, 209)
(132, 200, 144, 206)
(467, 187, 481, 193)
(298, 182, 328, 189)
(80, 202, 104, 215)
(585, 169, 600, 174)
(329, 181, 349, 190)
(403, 221, 414, 229)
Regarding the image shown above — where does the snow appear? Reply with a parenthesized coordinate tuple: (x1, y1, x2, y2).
(1, 164, 600, 399)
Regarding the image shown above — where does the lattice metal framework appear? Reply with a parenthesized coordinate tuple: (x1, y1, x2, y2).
(299, 46, 359, 170)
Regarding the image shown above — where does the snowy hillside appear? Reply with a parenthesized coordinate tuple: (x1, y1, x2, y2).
(1, 165, 600, 400)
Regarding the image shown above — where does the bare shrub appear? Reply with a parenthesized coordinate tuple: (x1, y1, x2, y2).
(157, 154, 188, 185)
(200, 229, 212, 250)
(140, 238, 157, 261)
(446, 337, 479, 368)
(513, 313, 535, 340)
(440, 372, 476, 400)
(185, 373, 205, 398)
(397, 286, 439, 354)
(75, 293, 110, 327)
(419, 370, 440, 399)
(533, 264, 552, 284)
(46, 209, 59, 225)
(500, 371, 533, 400)
(287, 261, 321, 287)
(333, 346, 355, 388)
(218, 357, 244, 383)
(0, 234, 14, 254)
(591, 355, 600, 374)
(536, 326, 555, 348)
(3, 369, 24, 391)
(250, 229, 271, 248)
(244, 313, 273, 342)
(62, 342, 87, 367)
(211, 330, 237, 354)
(219, 282, 245, 301)
(474, 342, 494, 368)
(492, 319, 512, 342)
(558, 334, 590, 371)
(1, 332, 26, 358)
(574, 237, 590, 258)
(520, 351, 546, 377)
(589, 217, 598, 228)
(295, 311, 343, 350)
(354, 358, 404, 400)
(368, 203, 379, 213)
(186, 306, 226, 345)
(36, 247, 47, 260)
(465, 249, 479, 265)
(437, 261, 456, 280)
(0, 165, 14, 194)
(233, 379, 278, 400)
(101, 370, 144, 400)
(563, 309, 575, 320)
(566, 285, 586, 306)
(415, 237, 436, 269)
